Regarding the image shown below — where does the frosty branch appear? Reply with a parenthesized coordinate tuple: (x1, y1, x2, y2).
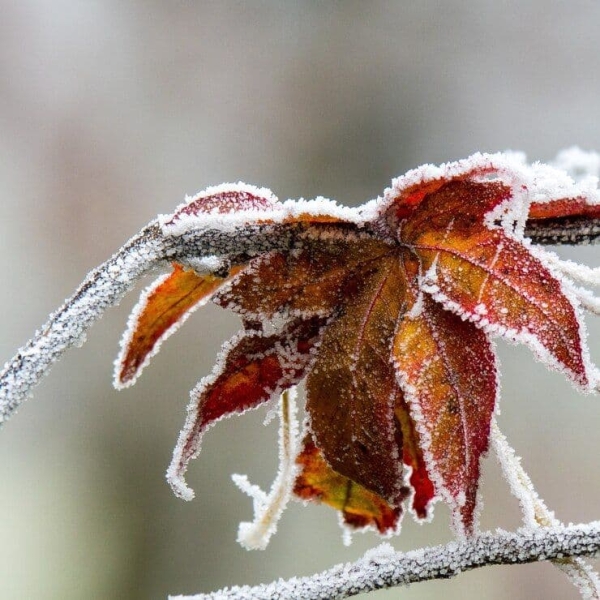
(0, 219, 297, 425)
(171, 522, 600, 600)
(2, 151, 600, 600)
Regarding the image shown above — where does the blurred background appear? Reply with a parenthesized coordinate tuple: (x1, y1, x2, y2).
(0, 2, 599, 599)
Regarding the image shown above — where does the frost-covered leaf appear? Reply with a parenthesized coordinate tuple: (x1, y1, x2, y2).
(529, 197, 600, 221)
(164, 182, 280, 225)
(306, 255, 406, 506)
(215, 234, 393, 320)
(168, 316, 325, 499)
(394, 396, 436, 520)
(294, 435, 404, 534)
(115, 153, 600, 547)
(116, 263, 241, 387)
(394, 276, 497, 535)
(401, 179, 591, 389)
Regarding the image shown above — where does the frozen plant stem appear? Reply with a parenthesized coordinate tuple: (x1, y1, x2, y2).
(232, 387, 299, 550)
(491, 420, 600, 599)
(169, 523, 600, 600)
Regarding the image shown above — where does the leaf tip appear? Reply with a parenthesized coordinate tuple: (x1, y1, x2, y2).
(166, 463, 196, 501)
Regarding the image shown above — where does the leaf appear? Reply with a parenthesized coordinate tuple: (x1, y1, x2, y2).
(394, 396, 436, 520)
(529, 197, 600, 220)
(116, 263, 242, 387)
(306, 254, 407, 505)
(215, 233, 393, 320)
(294, 435, 403, 534)
(401, 179, 589, 388)
(118, 184, 285, 387)
(393, 274, 497, 535)
(383, 162, 501, 223)
(168, 316, 326, 499)
(164, 183, 280, 225)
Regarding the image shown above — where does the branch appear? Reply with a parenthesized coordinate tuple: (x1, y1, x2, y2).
(0, 220, 291, 425)
(491, 419, 600, 598)
(170, 522, 600, 600)
(0, 213, 597, 427)
(524, 216, 600, 245)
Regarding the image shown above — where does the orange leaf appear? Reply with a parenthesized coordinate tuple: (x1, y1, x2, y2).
(402, 179, 589, 387)
(393, 274, 497, 534)
(294, 435, 403, 534)
(117, 263, 242, 386)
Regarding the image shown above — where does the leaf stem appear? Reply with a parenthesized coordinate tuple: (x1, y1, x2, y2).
(231, 387, 300, 550)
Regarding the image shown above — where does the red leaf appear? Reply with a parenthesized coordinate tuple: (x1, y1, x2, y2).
(168, 316, 325, 499)
(529, 197, 600, 220)
(393, 273, 497, 534)
(165, 184, 279, 225)
(384, 163, 502, 223)
(402, 179, 589, 387)
(395, 396, 436, 520)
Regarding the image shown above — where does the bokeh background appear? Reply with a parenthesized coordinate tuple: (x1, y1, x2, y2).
(1, 2, 600, 599)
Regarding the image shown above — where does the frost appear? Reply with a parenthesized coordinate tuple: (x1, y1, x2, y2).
(553, 147, 600, 183)
(183, 255, 228, 275)
(232, 388, 299, 550)
(546, 255, 600, 289)
(492, 419, 600, 598)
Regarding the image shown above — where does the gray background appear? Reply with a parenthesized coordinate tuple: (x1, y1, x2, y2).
(0, 2, 599, 599)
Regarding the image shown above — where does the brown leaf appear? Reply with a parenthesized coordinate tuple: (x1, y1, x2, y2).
(216, 233, 393, 320)
(306, 254, 407, 505)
